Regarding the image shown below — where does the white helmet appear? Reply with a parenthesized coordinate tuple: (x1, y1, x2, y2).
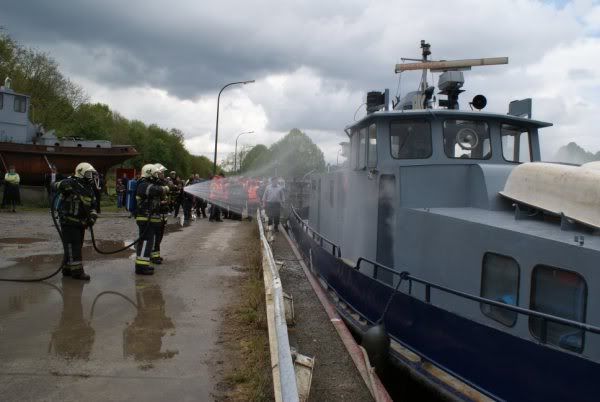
(141, 163, 160, 179)
(74, 162, 97, 179)
(154, 163, 167, 172)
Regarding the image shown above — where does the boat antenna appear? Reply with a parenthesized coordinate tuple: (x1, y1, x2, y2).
(419, 40, 431, 92)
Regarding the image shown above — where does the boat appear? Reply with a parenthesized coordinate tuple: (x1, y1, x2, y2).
(0, 78, 138, 185)
(286, 41, 600, 401)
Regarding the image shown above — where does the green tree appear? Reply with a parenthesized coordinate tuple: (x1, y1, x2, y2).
(240, 144, 271, 174)
(67, 103, 114, 140)
(268, 129, 325, 177)
(0, 31, 86, 134)
(0, 30, 225, 180)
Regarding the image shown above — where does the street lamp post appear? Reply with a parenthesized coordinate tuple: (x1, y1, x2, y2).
(234, 130, 254, 173)
(213, 80, 255, 176)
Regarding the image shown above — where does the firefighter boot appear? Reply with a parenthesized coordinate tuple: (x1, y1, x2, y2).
(135, 264, 154, 275)
(70, 267, 91, 281)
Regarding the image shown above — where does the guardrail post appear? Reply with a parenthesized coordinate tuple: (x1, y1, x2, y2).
(425, 284, 431, 303)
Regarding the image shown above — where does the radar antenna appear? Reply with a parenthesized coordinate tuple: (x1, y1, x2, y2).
(394, 41, 508, 110)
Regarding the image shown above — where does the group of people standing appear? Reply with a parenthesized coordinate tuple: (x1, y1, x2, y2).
(207, 176, 285, 230)
(52, 160, 287, 282)
(50, 162, 169, 280)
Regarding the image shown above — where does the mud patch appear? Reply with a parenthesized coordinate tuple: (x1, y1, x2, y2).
(0, 238, 45, 244)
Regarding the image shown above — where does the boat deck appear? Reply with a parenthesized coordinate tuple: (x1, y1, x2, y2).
(420, 207, 600, 251)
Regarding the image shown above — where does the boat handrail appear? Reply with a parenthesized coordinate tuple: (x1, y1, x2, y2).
(355, 256, 600, 337)
(290, 205, 600, 337)
(290, 206, 341, 258)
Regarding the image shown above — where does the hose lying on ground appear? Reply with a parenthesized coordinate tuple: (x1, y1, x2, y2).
(0, 194, 150, 282)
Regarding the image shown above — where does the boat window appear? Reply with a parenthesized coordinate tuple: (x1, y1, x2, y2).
(390, 120, 432, 159)
(13, 95, 26, 113)
(501, 124, 531, 163)
(480, 253, 519, 327)
(357, 127, 367, 169)
(529, 265, 587, 353)
(443, 120, 490, 159)
(367, 124, 377, 168)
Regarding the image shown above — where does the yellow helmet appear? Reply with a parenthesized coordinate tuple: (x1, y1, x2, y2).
(74, 162, 96, 179)
(141, 163, 160, 179)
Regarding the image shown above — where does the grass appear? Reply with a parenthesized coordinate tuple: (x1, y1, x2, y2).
(220, 227, 273, 402)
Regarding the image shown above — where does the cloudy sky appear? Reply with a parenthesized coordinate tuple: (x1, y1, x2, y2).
(2, 0, 600, 163)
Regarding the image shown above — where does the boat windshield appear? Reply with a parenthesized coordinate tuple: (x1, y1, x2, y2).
(501, 124, 531, 163)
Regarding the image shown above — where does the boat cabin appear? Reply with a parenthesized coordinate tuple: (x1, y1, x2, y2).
(0, 77, 36, 144)
(346, 109, 550, 170)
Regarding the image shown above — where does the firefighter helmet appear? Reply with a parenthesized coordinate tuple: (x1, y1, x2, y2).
(141, 164, 160, 179)
(74, 162, 97, 179)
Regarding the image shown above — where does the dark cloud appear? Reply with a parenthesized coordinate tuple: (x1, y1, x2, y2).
(2, 0, 593, 139)
(3, 0, 581, 103)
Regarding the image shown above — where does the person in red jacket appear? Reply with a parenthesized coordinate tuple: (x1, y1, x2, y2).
(246, 179, 260, 221)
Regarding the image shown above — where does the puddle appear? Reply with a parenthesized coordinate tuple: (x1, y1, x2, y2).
(82, 240, 135, 259)
(0, 238, 45, 244)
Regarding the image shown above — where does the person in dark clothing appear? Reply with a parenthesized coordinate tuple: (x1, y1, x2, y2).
(2, 165, 21, 212)
(53, 162, 100, 280)
(182, 175, 195, 222)
(134, 164, 169, 275)
(169, 171, 183, 217)
(228, 179, 245, 220)
(116, 179, 126, 208)
(262, 177, 285, 232)
(151, 164, 169, 264)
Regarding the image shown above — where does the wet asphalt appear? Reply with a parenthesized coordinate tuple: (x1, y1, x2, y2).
(0, 217, 247, 401)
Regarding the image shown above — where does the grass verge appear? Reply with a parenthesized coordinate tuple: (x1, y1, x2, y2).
(216, 225, 273, 402)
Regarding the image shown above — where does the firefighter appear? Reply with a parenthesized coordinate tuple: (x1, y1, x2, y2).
(209, 175, 223, 222)
(53, 162, 99, 281)
(135, 164, 169, 275)
(152, 163, 169, 264)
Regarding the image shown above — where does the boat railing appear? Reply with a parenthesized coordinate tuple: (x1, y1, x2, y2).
(290, 207, 341, 258)
(355, 256, 600, 340)
(290, 205, 600, 338)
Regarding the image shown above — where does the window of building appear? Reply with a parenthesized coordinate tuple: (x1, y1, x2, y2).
(367, 124, 377, 168)
(357, 127, 367, 169)
(390, 120, 432, 159)
(501, 124, 531, 163)
(0, 93, 3, 109)
(14, 95, 26, 113)
(480, 253, 519, 327)
(529, 265, 587, 352)
(443, 120, 490, 159)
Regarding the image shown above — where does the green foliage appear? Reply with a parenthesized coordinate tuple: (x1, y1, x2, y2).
(239, 129, 325, 178)
(241, 144, 271, 173)
(0, 30, 214, 178)
(0, 31, 86, 134)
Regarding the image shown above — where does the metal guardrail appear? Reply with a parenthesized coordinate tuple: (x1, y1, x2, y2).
(257, 209, 300, 402)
